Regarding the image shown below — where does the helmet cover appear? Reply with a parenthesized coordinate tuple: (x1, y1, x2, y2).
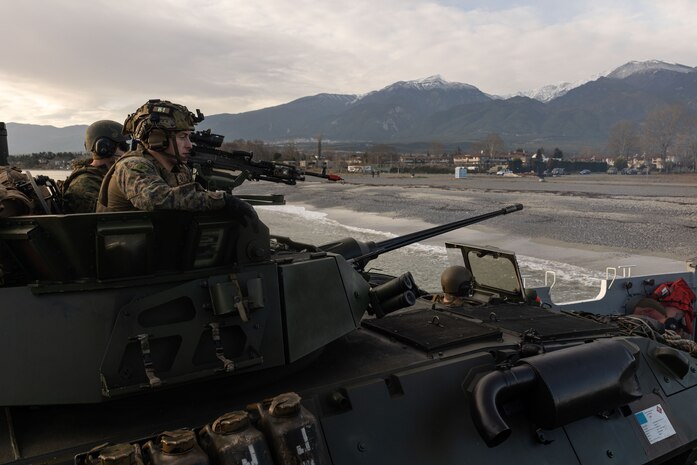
(124, 99, 202, 145)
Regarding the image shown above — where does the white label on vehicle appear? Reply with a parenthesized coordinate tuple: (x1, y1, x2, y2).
(241, 445, 258, 465)
(296, 427, 315, 465)
(634, 404, 676, 444)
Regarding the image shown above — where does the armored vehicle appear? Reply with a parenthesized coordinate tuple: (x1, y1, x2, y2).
(2, 127, 697, 465)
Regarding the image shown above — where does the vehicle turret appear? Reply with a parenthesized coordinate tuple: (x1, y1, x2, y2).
(0, 202, 525, 405)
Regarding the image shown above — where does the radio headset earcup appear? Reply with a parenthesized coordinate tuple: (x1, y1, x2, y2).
(94, 138, 117, 157)
(146, 128, 169, 151)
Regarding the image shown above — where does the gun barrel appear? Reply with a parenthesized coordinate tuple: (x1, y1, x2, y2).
(349, 204, 523, 267)
(304, 171, 343, 182)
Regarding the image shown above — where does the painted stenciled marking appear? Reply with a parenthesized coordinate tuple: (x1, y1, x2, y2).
(635, 404, 677, 445)
(296, 426, 316, 465)
(241, 445, 259, 465)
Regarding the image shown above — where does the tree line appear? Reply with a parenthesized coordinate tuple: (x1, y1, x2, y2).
(606, 104, 697, 172)
(9, 152, 83, 169)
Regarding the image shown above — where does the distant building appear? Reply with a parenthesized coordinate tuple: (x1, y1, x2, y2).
(452, 154, 512, 173)
(399, 155, 427, 164)
(347, 165, 372, 173)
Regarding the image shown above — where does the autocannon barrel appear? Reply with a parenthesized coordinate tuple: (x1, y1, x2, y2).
(320, 204, 523, 269)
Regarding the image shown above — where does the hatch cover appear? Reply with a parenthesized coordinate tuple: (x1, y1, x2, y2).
(362, 309, 501, 352)
(451, 304, 616, 340)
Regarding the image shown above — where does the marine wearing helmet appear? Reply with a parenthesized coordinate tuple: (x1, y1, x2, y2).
(438, 265, 474, 306)
(85, 120, 129, 160)
(123, 100, 198, 159)
(96, 99, 256, 222)
(62, 120, 129, 213)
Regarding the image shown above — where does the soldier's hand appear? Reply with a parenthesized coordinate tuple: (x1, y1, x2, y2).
(223, 193, 258, 226)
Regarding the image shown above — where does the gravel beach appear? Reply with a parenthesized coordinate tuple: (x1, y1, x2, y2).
(236, 172, 697, 264)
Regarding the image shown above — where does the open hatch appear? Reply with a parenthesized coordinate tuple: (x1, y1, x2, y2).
(445, 242, 527, 304)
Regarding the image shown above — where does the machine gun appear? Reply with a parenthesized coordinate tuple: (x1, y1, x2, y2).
(189, 130, 304, 189)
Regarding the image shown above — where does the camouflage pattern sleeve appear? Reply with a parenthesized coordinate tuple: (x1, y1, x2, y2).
(114, 158, 226, 211)
(63, 172, 103, 213)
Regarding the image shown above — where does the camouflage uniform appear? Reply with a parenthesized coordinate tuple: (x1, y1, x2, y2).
(0, 166, 34, 217)
(1, 167, 34, 286)
(62, 159, 107, 213)
(96, 148, 225, 212)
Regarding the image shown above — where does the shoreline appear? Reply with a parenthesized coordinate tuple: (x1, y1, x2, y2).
(287, 201, 689, 277)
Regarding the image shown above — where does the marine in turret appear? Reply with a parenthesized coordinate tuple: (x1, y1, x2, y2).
(62, 120, 129, 213)
(434, 265, 474, 306)
(96, 99, 255, 222)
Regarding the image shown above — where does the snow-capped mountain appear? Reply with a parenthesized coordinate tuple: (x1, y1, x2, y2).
(378, 75, 479, 93)
(202, 60, 697, 148)
(510, 71, 606, 102)
(9, 60, 697, 153)
(507, 60, 695, 102)
(606, 60, 694, 79)
(510, 82, 579, 102)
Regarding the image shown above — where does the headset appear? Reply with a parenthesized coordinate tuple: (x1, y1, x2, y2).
(131, 111, 169, 151)
(94, 138, 129, 158)
(144, 127, 169, 151)
(94, 138, 117, 157)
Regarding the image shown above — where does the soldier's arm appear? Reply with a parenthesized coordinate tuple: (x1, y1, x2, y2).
(115, 159, 225, 211)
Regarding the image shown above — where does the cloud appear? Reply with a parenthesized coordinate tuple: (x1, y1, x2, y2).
(1, 0, 696, 126)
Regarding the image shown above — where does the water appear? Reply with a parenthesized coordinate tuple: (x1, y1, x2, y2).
(28, 169, 70, 181)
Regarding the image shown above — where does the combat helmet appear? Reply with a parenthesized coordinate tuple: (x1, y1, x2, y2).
(124, 99, 204, 151)
(440, 265, 473, 296)
(84, 120, 128, 159)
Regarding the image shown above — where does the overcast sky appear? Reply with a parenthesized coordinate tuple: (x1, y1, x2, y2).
(2, 0, 696, 127)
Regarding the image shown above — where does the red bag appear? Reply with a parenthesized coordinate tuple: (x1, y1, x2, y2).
(651, 278, 696, 333)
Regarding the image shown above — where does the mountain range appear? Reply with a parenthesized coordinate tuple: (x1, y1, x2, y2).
(6, 60, 697, 154)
